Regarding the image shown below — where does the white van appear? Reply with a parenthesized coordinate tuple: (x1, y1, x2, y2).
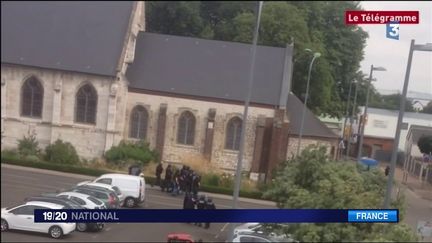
(91, 174, 145, 208)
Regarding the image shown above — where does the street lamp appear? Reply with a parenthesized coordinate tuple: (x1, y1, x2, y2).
(297, 50, 321, 156)
(341, 79, 356, 159)
(356, 65, 386, 163)
(346, 79, 359, 158)
(383, 40, 432, 208)
(228, 1, 263, 241)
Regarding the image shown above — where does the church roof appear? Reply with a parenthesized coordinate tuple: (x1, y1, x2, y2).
(287, 93, 338, 138)
(127, 32, 288, 107)
(1, 1, 133, 77)
(127, 32, 337, 139)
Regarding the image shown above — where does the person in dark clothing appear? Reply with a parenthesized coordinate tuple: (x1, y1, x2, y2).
(163, 165, 173, 192)
(179, 166, 187, 193)
(185, 169, 193, 193)
(385, 165, 390, 176)
(172, 170, 180, 196)
(194, 195, 206, 227)
(204, 197, 216, 229)
(183, 193, 195, 210)
(191, 173, 201, 196)
(183, 192, 196, 224)
(154, 163, 163, 187)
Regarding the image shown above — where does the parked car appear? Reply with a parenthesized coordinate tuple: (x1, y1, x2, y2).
(24, 196, 104, 232)
(71, 186, 120, 209)
(86, 173, 145, 208)
(234, 223, 294, 240)
(76, 182, 124, 205)
(55, 191, 106, 209)
(1, 201, 76, 239)
(167, 233, 197, 243)
(232, 232, 293, 243)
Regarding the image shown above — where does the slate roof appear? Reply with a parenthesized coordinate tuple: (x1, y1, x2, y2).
(1, 1, 133, 77)
(287, 93, 338, 138)
(127, 32, 337, 139)
(126, 32, 287, 106)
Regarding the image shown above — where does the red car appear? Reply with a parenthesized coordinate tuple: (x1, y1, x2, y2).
(167, 233, 201, 243)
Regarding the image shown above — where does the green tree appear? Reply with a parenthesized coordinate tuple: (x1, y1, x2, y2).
(146, 1, 206, 37)
(44, 139, 80, 165)
(146, 1, 369, 118)
(369, 93, 415, 112)
(17, 130, 40, 157)
(105, 140, 159, 167)
(421, 101, 432, 114)
(263, 146, 418, 242)
(417, 135, 432, 155)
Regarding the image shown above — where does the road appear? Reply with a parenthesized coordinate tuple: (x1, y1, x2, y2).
(398, 185, 432, 241)
(1, 165, 276, 242)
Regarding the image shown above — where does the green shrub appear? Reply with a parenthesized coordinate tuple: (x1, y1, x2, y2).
(1, 149, 19, 160)
(44, 139, 80, 165)
(219, 172, 234, 188)
(105, 140, 159, 166)
(201, 173, 220, 186)
(17, 131, 40, 157)
(24, 155, 41, 163)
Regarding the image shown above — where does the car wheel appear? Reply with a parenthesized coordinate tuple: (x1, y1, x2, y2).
(76, 223, 88, 232)
(97, 223, 105, 231)
(125, 198, 136, 208)
(1, 219, 8, 232)
(49, 226, 63, 239)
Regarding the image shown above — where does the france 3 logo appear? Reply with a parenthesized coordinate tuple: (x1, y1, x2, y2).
(386, 21, 400, 40)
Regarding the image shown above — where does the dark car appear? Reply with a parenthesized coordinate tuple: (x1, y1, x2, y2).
(72, 186, 120, 209)
(24, 196, 104, 232)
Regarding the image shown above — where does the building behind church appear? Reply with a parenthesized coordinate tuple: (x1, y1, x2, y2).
(1, 1, 338, 180)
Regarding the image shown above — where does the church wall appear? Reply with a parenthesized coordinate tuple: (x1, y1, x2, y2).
(125, 91, 275, 171)
(1, 64, 115, 158)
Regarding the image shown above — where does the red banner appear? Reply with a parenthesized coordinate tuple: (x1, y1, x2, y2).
(345, 11, 419, 24)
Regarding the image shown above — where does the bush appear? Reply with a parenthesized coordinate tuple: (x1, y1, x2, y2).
(105, 140, 159, 166)
(17, 131, 40, 157)
(1, 149, 19, 160)
(201, 173, 220, 186)
(44, 139, 80, 165)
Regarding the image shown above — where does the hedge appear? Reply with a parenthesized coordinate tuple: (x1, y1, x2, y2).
(1, 154, 265, 200)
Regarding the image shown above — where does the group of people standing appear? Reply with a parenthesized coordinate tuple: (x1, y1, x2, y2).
(183, 193, 216, 229)
(154, 163, 202, 196)
(153, 163, 216, 230)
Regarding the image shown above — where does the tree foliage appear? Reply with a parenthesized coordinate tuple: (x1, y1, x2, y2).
(421, 101, 432, 114)
(417, 135, 432, 155)
(17, 130, 40, 157)
(263, 146, 418, 242)
(146, 1, 369, 118)
(104, 140, 159, 166)
(44, 139, 80, 165)
(369, 93, 415, 112)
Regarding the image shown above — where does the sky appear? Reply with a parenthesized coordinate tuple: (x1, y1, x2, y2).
(358, 1, 432, 97)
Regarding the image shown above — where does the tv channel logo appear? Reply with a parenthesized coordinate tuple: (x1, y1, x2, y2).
(386, 21, 400, 40)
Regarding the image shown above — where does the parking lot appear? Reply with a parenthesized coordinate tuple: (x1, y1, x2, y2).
(1, 164, 276, 242)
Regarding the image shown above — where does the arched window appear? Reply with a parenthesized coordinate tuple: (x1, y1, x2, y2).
(129, 105, 148, 139)
(75, 83, 97, 124)
(21, 76, 43, 118)
(225, 117, 242, 150)
(177, 111, 195, 145)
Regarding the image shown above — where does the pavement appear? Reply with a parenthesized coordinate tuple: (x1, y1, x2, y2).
(379, 164, 432, 242)
(1, 164, 276, 242)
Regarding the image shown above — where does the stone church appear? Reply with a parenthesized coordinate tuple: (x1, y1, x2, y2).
(1, 2, 338, 180)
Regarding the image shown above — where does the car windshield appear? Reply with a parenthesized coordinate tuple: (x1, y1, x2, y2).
(112, 186, 122, 195)
(87, 196, 103, 205)
(5, 204, 21, 210)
